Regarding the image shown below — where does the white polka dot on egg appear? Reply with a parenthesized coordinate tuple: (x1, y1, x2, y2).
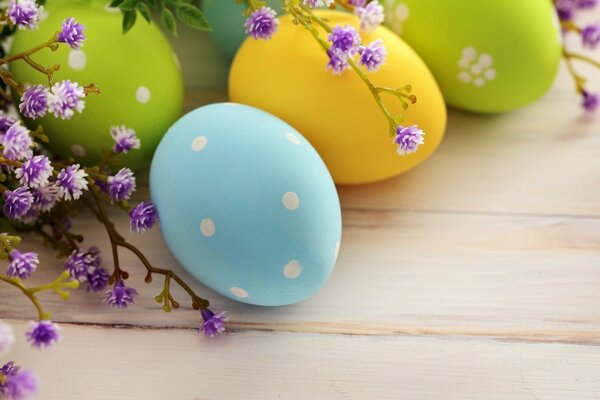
(71, 144, 86, 157)
(200, 218, 215, 237)
(192, 136, 208, 152)
(283, 260, 302, 279)
(230, 287, 249, 298)
(68, 49, 87, 71)
(282, 192, 299, 210)
(136, 86, 151, 104)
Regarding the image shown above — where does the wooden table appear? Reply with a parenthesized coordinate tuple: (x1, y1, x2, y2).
(2, 62, 600, 398)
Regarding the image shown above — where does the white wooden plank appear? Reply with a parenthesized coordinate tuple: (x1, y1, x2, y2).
(3, 319, 600, 400)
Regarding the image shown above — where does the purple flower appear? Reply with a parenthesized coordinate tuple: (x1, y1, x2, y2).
(348, 0, 366, 6)
(57, 17, 86, 49)
(107, 168, 136, 202)
(576, 0, 597, 9)
(47, 80, 85, 120)
(31, 184, 60, 212)
(110, 125, 140, 154)
(0, 122, 32, 161)
(15, 155, 53, 188)
(245, 6, 279, 40)
(19, 85, 49, 119)
(555, 0, 576, 20)
(56, 164, 88, 200)
(3, 187, 33, 220)
(0, 362, 38, 400)
(393, 125, 425, 156)
(0, 321, 15, 354)
(328, 24, 361, 58)
(303, 0, 334, 7)
(355, 0, 384, 31)
(129, 201, 158, 233)
(358, 39, 386, 71)
(87, 266, 109, 292)
(582, 22, 600, 49)
(582, 90, 599, 113)
(6, 0, 40, 29)
(326, 48, 350, 75)
(64, 249, 96, 282)
(25, 320, 61, 348)
(104, 280, 138, 308)
(7, 250, 39, 280)
(0, 115, 16, 135)
(200, 308, 227, 338)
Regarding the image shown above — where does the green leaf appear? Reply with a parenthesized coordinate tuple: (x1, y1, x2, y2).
(175, 3, 210, 31)
(161, 8, 177, 36)
(109, 0, 125, 7)
(119, 0, 139, 11)
(122, 10, 137, 33)
(137, 2, 152, 22)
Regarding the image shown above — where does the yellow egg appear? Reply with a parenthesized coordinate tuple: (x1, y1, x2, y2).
(229, 10, 447, 185)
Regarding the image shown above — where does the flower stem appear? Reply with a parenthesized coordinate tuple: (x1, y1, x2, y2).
(0, 274, 46, 320)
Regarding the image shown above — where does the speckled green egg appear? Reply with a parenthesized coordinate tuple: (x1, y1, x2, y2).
(202, 0, 283, 59)
(10, 0, 184, 168)
(382, 0, 562, 113)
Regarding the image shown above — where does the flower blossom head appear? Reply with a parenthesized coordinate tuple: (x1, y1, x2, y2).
(576, 0, 598, 9)
(31, 184, 60, 213)
(104, 280, 138, 308)
(555, 0, 577, 20)
(393, 125, 425, 156)
(0, 122, 33, 161)
(3, 187, 33, 220)
(303, 0, 334, 7)
(0, 321, 15, 354)
(25, 320, 61, 349)
(57, 17, 86, 49)
(47, 80, 85, 120)
(582, 90, 599, 113)
(245, 6, 279, 40)
(107, 168, 136, 202)
(358, 39, 386, 71)
(56, 164, 88, 200)
(200, 308, 227, 338)
(7, 250, 39, 280)
(328, 24, 361, 58)
(355, 0, 384, 31)
(87, 266, 109, 292)
(129, 201, 158, 233)
(6, 0, 40, 29)
(15, 155, 53, 188)
(0, 362, 38, 400)
(326, 48, 350, 75)
(349, 0, 367, 6)
(110, 125, 140, 154)
(582, 22, 600, 49)
(64, 249, 97, 282)
(0, 115, 16, 135)
(19, 85, 49, 119)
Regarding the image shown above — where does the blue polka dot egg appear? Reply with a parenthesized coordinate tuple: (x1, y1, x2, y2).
(150, 103, 342, 306)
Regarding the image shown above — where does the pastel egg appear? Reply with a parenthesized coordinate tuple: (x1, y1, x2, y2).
(383, 0, 561, 113)
(10, 0, 184, 169)
(150, 103, 342, 306)
(202, 0, 283, 59)
(229, 11, 447, 185)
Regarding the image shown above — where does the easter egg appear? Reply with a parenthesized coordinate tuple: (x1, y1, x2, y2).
(382, 0, 562, 113)
(202, 0, 283, 59)
(150, 103, 342, 306)
(229, 11, 447, 185)
(10, 0, 184, 169)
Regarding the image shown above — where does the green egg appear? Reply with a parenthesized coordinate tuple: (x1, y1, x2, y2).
(202, 0, 283, 59)
(382, 0, 562, 113)
(10, 0, 184, 168)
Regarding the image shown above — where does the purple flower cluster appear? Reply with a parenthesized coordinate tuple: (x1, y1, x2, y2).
(25, 320, 61, 349)
(15, 155, 53, 188)
(355, 0, 384, 32)
(3, 187, 33, 220)
(358, 39, 387, 72)
(6, 0, 40, 30)
(19, 85, 48, 119)
(47, 80, 85, 120)
(104, 280, 138, 308)
(110, 125, 140, 154)
(556, 0, 598, 20)
(326, 22, 386, 74)
(106, 168, 136, 202)
(0, 121, 32, 161)
(7, 249, 39, 280)
(57, 17, 86, 49)
(129, 201, 159, 233)
(582, 90, 599, 113)
(200, 308, 227, 338)
(245, 6, 279, 40)
(393, 125, 425, 156)
(0, 362, 38, 400)
(56, 164, 88, 200)
(64, 247, 109, 291)
(582, 22, 600, 49)
(31, 184, 60, 212)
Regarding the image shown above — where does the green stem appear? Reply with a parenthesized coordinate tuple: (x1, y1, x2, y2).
(0, 275, 45, 320)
